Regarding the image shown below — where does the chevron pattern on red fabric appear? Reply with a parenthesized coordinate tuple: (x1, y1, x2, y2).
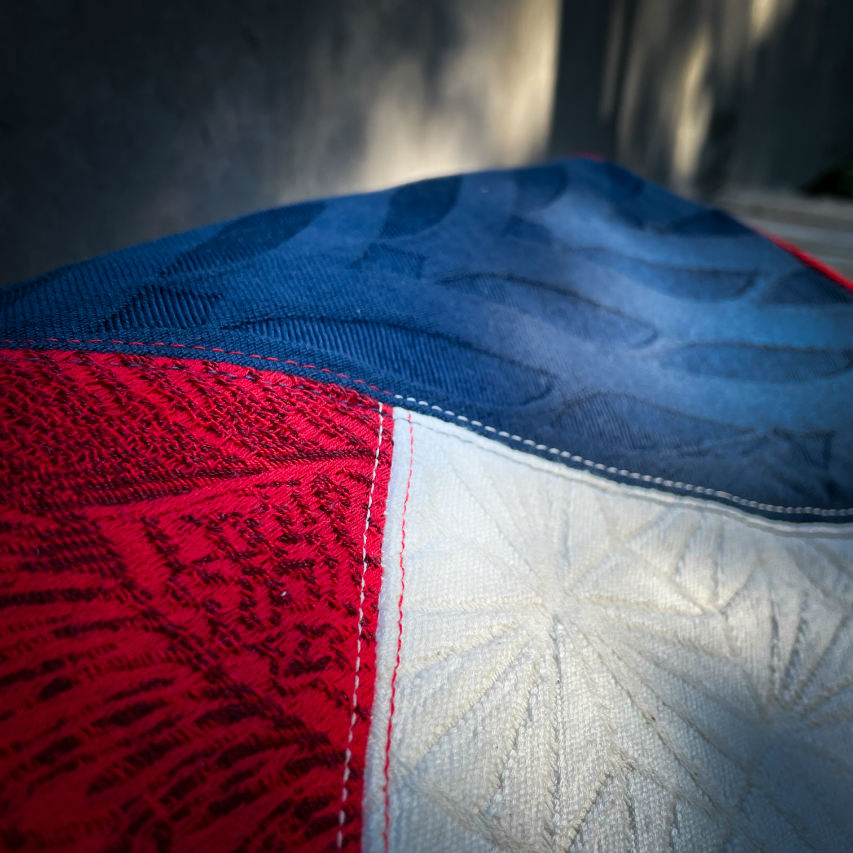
(0, 348, 393, 852)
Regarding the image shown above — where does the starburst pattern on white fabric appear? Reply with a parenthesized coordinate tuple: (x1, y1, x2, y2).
(364, 412, 853, 853)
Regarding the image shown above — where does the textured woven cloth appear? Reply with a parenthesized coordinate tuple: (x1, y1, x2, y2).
(1, 159, 852, 851)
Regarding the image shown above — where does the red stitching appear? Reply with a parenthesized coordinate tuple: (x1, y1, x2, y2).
(0, 338, 396, 395)
(0, 342, 391, 850)
(4, 337, 853, 518)
(0, 350, 385, 425)
(382, 412, 413, 852)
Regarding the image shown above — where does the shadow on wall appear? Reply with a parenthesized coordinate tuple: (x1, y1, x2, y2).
(1, 0, 852, 285)
(549, 0, 853, 194)
(0, 0, 561, 286)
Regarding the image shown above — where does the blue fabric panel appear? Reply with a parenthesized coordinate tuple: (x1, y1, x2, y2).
(2, 159, 852, 521)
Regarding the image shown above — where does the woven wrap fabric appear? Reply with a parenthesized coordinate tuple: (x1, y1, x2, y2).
(0, 348, 393, 851)
(1, 159, 852, 852)
(2, 159, 852, 519)
(367, 411, 853, 852)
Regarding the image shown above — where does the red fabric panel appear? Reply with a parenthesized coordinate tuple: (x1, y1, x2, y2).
(0, 349, 394, 852)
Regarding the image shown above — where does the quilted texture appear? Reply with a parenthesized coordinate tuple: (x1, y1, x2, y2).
(0, 348, 393, 851)
(2, 160, 853, 518)
(367, 411, 853, 852)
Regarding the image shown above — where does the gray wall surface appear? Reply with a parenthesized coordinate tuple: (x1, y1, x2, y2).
(2, 0, 852, 286)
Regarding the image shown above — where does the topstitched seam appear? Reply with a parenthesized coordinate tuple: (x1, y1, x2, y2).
(2, 338, 851, 517)
(0, 351, 386, 424)
(397, 414, 853, 537)
(382, 412, 413, 853)
(337, 401, 385, 850)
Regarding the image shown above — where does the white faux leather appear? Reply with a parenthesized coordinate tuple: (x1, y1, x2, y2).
(364, 410, 853, 852)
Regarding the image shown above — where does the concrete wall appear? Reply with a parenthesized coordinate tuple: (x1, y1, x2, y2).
(2, 0, 852, 285)
(549, 0, 853, 193)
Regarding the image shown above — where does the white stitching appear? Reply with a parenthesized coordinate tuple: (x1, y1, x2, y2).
(5, 338, 850, 517)
(393, 413, 853, 534)
(387, 398, 853, 518)
(337, 401, 385, 848)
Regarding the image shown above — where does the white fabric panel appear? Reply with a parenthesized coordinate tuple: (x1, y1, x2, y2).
(364, 409, 853, 853)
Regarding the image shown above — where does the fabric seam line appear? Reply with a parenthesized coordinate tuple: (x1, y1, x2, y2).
(382, 412, 413, 851)
(3, 337, 851, 517)
(1, 351, 388, 423)
(337, 401, 385, 849)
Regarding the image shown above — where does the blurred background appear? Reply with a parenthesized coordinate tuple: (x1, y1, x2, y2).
(2, 0, 852, 286)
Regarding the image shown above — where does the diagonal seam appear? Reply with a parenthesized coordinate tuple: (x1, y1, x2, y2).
(4, 339, 852, 518)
